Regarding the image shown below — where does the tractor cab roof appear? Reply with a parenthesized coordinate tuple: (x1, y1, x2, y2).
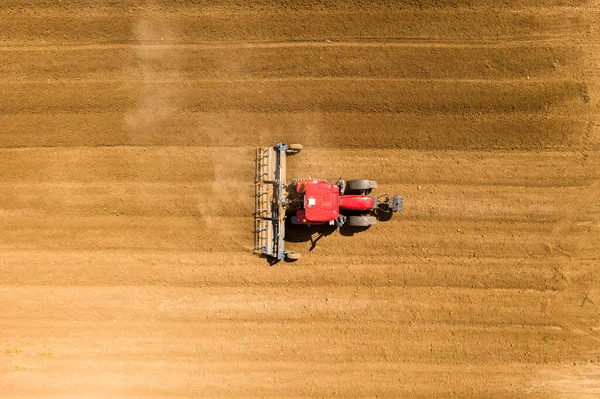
(302, 181, 339, 222)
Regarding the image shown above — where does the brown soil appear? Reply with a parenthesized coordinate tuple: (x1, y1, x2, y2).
(1, 1, 599, 397)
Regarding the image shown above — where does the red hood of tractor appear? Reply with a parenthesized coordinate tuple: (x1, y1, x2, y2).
(302, 181, 340, 222)
(339, 195, 376, 210)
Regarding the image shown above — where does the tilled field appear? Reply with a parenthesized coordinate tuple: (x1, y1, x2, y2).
(1, 1, 599, 397)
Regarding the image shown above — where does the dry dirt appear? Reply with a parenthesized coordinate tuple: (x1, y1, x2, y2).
(1, 1, 600, 397)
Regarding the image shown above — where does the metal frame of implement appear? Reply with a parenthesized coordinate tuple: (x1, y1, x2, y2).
(254, 143, 288, 260)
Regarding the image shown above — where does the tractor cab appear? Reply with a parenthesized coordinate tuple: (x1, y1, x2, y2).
(294, 180, 339, 224)
(291, 179, 384, 226)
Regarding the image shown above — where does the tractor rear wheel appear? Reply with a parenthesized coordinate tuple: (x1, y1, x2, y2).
(347, 216, 377, 227)
(346, 179, 377, 191)
(285, 251, 301, 261)
(286, 144, 303, 155)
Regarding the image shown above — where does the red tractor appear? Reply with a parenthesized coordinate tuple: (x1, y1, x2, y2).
(289, 178, 402, 228)
(254, 143, 403, 261)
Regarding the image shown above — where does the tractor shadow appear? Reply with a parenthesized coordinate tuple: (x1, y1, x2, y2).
(284, 221, 336, 252)
(339, 225, 371, 237)
(284, 220, 372, 251)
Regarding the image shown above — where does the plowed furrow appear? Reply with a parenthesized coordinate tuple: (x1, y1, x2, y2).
(0, 80, 588, 115)
(0, 112, 594, 150)
(0, 10, 596, 44)
(0, 44, 591, 82)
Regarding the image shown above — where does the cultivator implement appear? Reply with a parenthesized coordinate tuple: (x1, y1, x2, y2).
(254, 143, 289, 260)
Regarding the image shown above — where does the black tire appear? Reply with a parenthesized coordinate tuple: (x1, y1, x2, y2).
(285, 251, 301, 261)
(286, 144, 303, 155)
(346, 179, 377, 191)
(346, 216, 377, 227)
